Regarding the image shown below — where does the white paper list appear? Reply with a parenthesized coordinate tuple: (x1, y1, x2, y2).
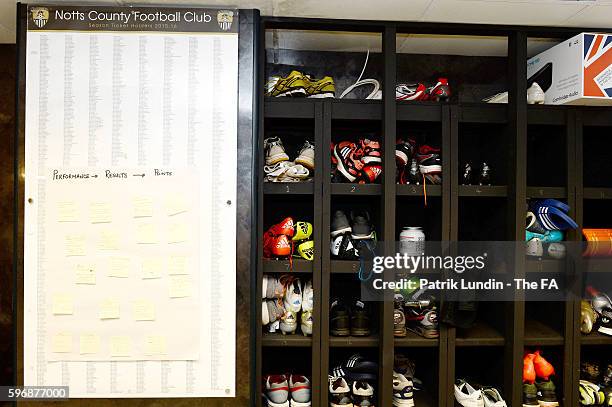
(25, 29, 237, 398)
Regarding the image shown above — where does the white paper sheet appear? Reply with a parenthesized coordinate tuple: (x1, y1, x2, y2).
(24, 6, 237, 398)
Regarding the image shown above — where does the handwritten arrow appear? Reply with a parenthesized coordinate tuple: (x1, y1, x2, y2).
(132, 174, 145, 178)
(90, 174, 98, 178)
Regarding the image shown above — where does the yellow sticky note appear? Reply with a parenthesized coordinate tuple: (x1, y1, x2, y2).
(144, 335, 167, 356)
(57, 201, 79, 222)
(141, 257, 162, 279)
(168, 256, 188, 275)
(133, 196, 153, 218)
(165, 195, 189, 216)
(99, 298, 120, 319)
(79, 333, 100, 354)
(75, 263, 96, 285)
(133, 299, 155, 321)
(169, 275, 192, 298)
(108, 257, 130, 278)
(168, 223, 187, 244)
(89, 202, 112, 223)
(136, 223, 157, 244)
(110, 336, 131, 357)
(51, 332, 72, 353)
(65, 234, 86, 256)
(98, 230, 119, 250)
(52, 294, 73, 315)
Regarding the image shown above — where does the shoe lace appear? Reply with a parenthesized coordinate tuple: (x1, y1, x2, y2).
(357, 240, 377, 282)
(339, 50, 381, 100)
(299, 140, 314, 154)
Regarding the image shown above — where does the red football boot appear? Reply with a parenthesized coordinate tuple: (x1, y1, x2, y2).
(263, 232, 291, 258)
(361, 164, 382, 184)
(268, 217, 295, 238)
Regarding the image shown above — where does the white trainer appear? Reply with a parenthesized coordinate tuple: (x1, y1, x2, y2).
(527, 82, 545, 104)
(393, 372, 415, 407)
(329, 377, 353, 407)
(283, 278, 303, 313)
(302, 279, 313, 312)
(264, 137, 290, 166)
(264, 375, 290, 406)
(262, 300, 270, 326)
(295, 140, 315, 171)
(483, 82, 546, 105)
(455, 379, 485, 407)
(289, 375, 311, 405)
(482, 387, 508, 407)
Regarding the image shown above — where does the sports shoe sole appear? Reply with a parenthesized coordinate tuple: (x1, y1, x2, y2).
(523, 404, 540, 407)
(393, 398, 415, 407)
(538, 401, 559, 407)
(273, 88, 308, 97)
(350, 328, 371, 336)
(362, 156, 382, 164)
(396, 151, 409, 167)
(333, 147, 358, 182)
(331, 328, 350, 336)
(306, 92, 334, 98)
(266, 153, 290, 166)
(419, 164, 442, 174)
(295, 156, 315, 171)
(351, 232, 375, 240)
(407, 327, 439, 339)
(394, 328, 407, 337)
(330, 403, 354, 407)
(331, 226, 352, 237)
(598, 325, 612, 336)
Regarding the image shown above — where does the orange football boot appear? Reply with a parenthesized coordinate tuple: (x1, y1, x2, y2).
(533, 350, 555, 380)
(268, 217, 295, 237)
(523, 352, 536, 384)
(263, 232, 291, 258)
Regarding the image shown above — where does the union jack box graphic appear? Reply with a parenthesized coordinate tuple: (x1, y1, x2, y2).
(527, 33, 612, 105)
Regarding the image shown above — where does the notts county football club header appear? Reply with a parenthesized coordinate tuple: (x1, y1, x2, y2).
(28, 5, 238, 33)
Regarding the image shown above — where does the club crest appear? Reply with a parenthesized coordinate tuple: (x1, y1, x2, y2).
(31, 7, 49, 29)
(217, 10, 234, 31)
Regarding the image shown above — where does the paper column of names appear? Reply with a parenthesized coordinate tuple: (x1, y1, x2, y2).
(25, 16, 238, 397)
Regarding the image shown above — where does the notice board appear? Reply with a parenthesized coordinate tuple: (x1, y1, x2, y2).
(22, 4, 238, 398)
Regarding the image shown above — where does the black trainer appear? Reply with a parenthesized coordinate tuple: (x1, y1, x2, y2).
(400, 159, 421, 185)
(350, 300, 371, 337)
(536, 380, 559, 407)
(351, 211, 374, 240)
(396, 138, 417, 168)
(478, 162, 492, 186)
(330, 234, 358, 260)
(331, 210, 352, 237)
(330, 298, 350, 336)
(331, 353, 378, 382)
(461, 162, 473, 185)
(523, 383, 539, 407)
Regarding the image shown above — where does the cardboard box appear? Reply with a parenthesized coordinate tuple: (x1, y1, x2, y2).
(527, 33, 612, 105)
